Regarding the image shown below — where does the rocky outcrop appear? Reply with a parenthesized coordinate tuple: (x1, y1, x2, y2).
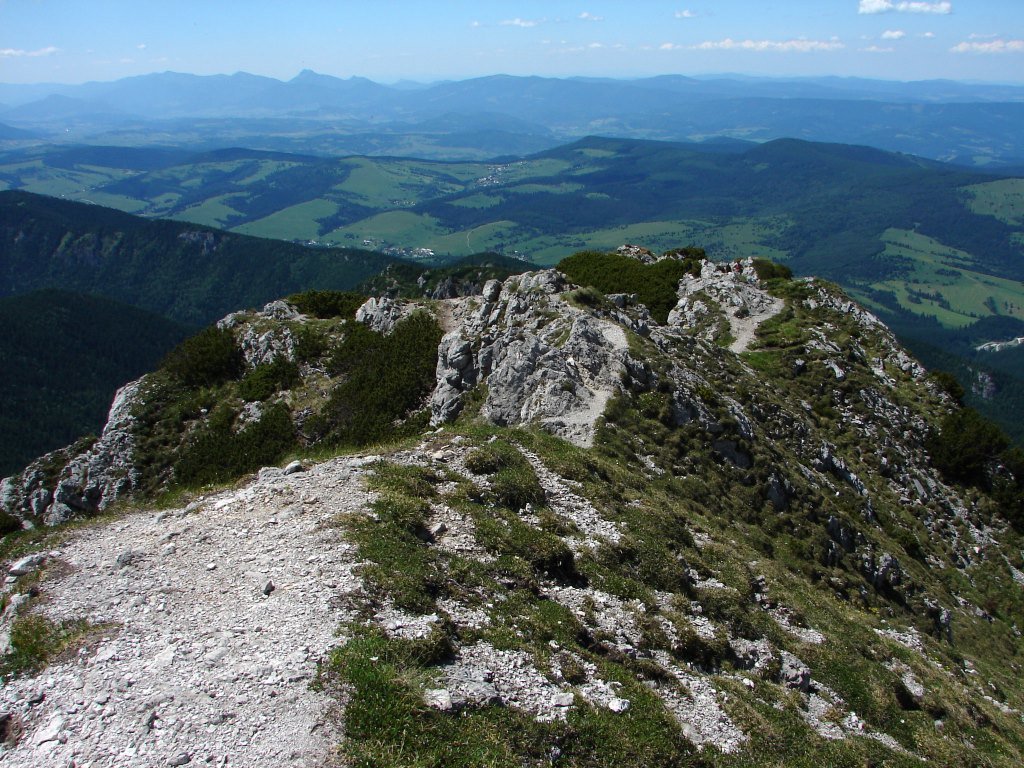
(1, 379, 143, 527)
(429, 271, 632, 447)
(668, 258, 785, 353)
(219, 300, 301, 367)
(355, 295, 417, 334)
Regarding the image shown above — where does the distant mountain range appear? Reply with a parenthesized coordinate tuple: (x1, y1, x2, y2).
(2, 71, 1023, 165)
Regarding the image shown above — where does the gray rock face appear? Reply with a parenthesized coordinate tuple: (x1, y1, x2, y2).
(428, 270, 632, 447)
(667, 259, 785, 353)
(355, 296, 416, 335)
(220, 300, 301, 368)
(1, 379, 143, 526)
(729, 637, 776, 673)
(616, 244, 659, 263)
(972, 369, 998, 400)
(872, 552, 904, 589)
(816, 443, 869, 497)
(778, 651, 812, 692)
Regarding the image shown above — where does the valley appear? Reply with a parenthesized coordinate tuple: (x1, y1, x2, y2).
(4, 134, 1023, 442)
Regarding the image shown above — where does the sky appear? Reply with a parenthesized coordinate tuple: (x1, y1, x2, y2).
(1, 0, 1023, 85)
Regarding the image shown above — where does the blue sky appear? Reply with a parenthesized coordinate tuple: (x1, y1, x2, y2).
(1, 1, 1022, 84)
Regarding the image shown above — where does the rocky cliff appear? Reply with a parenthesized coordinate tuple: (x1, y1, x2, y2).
(2, 250, 1024, 766)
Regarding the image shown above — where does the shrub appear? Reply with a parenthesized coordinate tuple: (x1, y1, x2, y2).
(928, 370, 965, 404)
(567, 285, 607, 309)
(464, 447, 503, 475)
(0, 509, 23, 538)
(173, 402, 296, 486)
(0, 614, 91, 677)
(292, 325, 329, 363)
(751, 258, 793, 281)
(557, 248, 704, 324)
(237, 357, 300, 401)
(928, 407, 1009, 486)
(160, 325, 243, 388)
(286, 290, 366, 319)
(491, 465, 546, 511)
(315, 312, 443, 447)
(464, 440, 527, 476)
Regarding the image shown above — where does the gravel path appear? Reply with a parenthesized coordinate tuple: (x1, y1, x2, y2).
(727, 294, 784, 354)
(1, 455, 379, 768)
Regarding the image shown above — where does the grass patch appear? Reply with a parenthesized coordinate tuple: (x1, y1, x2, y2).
(0, 613, 97, 679)
(329, 628, 698, 768)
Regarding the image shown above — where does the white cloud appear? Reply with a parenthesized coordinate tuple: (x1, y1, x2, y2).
(579, 12, 603, 22)
(660, 42, 683, 50)
(693, 37, 845, 52)
(675, 10, 697, 18)
(500, 18, 541, 28)
(858, 1, 952, 14)
(0, 45, 58, 58)
(470, 20, 482, 28)
(921, 31, 936, 38)
(951, 39, 1024, 53)
(588, 42, 603, 48)
(862, 45, 895, 52)
(881, 29, 905, 39)
(136, 43, 147, 50)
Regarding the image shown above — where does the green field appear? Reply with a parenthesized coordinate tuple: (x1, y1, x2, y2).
(170, 194, 246, 228)
(2, 138, 1022, 330)
(323, 210, 449, 245)
(855, 228, 1024, 327)
(234, 199, 339, 240)
(335, 157, 480, 207)
(964, 179, 1024, 226)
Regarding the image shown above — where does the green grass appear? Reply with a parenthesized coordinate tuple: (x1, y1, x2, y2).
(233, 198, 339, 240)
(336, 157, 480, 207)
(171, 193, 246, 228)
(323, 210, 448, 245)
(964, 179, 1024, 226)
(858, 228, 1024, 327)
(0, 613, 99, 679)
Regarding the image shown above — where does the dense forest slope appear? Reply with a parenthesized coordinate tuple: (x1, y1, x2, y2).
(0, 289, 191, 476)
(0, 190, 393, 325)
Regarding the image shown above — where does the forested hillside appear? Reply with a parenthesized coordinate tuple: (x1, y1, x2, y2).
(0, 290, 191, 475)
(0, 190, 393, 325)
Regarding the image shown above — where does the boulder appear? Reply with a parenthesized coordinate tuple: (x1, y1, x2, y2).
(777, 651, 811, 692)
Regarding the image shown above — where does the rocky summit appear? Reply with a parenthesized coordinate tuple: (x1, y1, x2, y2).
(2, 250, 1024, 767)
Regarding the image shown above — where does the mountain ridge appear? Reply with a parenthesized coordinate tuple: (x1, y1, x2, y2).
(3, 71, 1024, 165)
(0, 189, 393, 325)
(3, 250, 1024, 765)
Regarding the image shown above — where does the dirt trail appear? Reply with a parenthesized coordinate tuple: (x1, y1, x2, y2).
(1, 456, 379, 768)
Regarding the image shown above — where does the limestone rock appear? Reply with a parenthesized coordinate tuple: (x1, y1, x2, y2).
(778, 651, 811, 692)
(428, 270, 629, 448)
(355, 296, 416, 335)
(1, 379, 143, 526)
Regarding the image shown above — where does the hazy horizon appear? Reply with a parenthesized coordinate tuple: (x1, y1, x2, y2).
(2, 1, 1022, 86)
